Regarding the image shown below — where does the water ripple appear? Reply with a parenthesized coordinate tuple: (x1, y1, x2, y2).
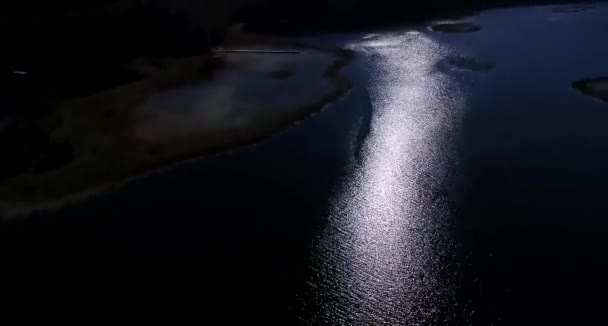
(303, 31, 467, 324)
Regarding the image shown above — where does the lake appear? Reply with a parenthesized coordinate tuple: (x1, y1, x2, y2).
(3, 4, 608, 323)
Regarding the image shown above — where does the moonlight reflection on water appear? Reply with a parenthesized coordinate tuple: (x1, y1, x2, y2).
(305, 32, 467, 323)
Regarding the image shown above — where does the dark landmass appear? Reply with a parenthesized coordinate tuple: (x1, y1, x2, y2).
(3, 0, 230, 122)
(573, 78, 608, 102)
(0, 35, 353, 214)
(0, 119, 73, 181)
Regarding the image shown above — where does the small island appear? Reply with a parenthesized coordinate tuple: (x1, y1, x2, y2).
(572, 77, 608, 102)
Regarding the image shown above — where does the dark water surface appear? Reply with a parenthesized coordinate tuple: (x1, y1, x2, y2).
(4, 4, 608, 323)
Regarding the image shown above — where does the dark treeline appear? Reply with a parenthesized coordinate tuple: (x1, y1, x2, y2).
(4, 0, 230, 72)
(236, 0, 597, 33)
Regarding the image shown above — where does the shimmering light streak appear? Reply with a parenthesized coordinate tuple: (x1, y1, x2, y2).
(307, 31, 466, 324)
